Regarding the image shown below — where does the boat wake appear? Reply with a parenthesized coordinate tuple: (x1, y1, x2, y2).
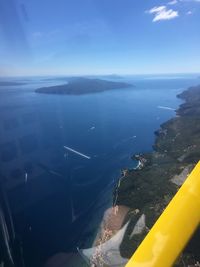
(64, 146, 91, 160)
(157, 105, 175, 111)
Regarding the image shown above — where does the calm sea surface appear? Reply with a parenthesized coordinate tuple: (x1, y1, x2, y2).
(0, 74, 199, 265)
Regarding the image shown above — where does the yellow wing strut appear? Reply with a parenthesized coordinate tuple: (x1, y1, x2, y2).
(126, 161, 200, 267)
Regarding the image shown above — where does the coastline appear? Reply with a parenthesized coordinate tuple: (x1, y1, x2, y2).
(116, 84, 200, 265)
(45, 84, 200, 267)
(85, 84, 200, 266)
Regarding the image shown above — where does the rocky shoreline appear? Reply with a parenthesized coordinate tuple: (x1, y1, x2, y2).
(115, 84, 200, 266)
(48, 85, 200, 267)
(79, 85, 200, 267)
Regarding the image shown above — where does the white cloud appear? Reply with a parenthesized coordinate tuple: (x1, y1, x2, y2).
(187, 10, 193, 14)
(168, 0, 178, 5)
(147, 6, 179, 22)
(148, 6, 166, 13)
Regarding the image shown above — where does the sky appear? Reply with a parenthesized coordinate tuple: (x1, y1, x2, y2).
(0, 0, 200, 76)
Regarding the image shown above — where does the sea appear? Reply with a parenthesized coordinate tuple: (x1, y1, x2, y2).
(0, 73, 199, 266)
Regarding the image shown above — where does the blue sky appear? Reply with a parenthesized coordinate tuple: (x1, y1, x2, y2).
(0, 0, 200, 76)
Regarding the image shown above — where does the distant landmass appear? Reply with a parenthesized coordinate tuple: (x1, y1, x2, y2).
(0, 81, 27, 86)
(40, 77, 69, 82)
(35, 78, 132, 95)
(40, 74, 124, 82)
(92, 74, 124, 79)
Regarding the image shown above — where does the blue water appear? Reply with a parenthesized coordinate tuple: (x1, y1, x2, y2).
(0, 74, 199, 266)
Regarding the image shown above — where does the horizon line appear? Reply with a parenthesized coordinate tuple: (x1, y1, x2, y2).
(0, 72, 199, 78)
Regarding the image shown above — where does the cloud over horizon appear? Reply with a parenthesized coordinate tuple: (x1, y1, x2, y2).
(147, 6, 179, 22)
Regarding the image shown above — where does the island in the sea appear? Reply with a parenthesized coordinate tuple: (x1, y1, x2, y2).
(35, 77, 132, 95)
(0, 81, 27, 86)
